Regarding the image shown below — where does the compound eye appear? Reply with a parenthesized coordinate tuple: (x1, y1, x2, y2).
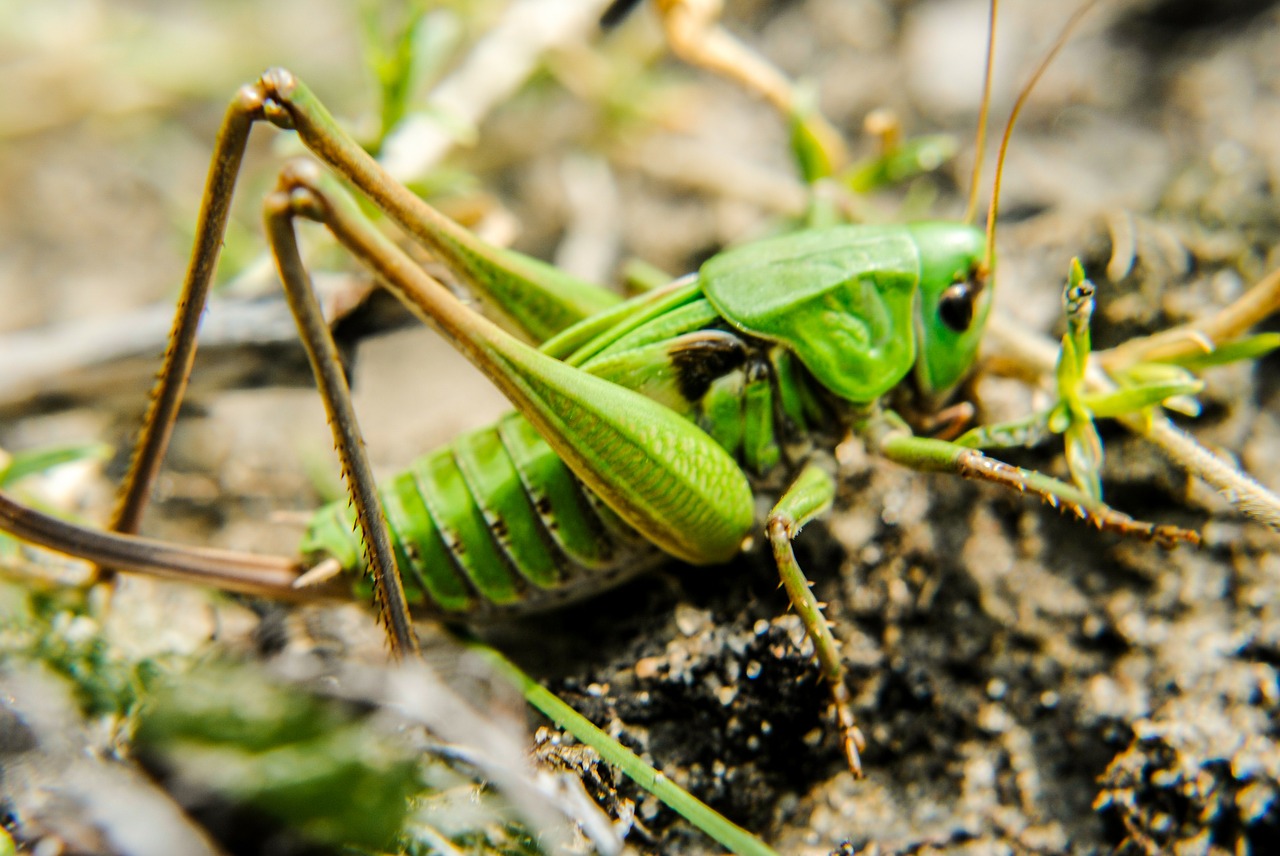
(938, 281, 977, 332)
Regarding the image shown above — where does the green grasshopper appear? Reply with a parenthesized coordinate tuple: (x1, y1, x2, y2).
(0, 0, 1215, 797)
(7, 3, 1280, 849)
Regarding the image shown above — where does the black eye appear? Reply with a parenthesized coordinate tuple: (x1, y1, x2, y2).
(938, 281, 976, 332)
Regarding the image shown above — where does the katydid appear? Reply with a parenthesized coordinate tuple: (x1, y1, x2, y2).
(6, 2, 1280, 853)
(0, 0, 1212, 791)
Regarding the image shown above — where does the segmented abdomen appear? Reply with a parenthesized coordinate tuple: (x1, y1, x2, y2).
(301, 411, 657, 615)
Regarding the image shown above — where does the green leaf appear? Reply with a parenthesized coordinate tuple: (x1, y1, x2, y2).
(1159, 333, 1280, 370)
(1081, 378, 1204, 418)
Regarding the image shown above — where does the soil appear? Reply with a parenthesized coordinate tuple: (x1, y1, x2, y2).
(2, 1, 1279, 854)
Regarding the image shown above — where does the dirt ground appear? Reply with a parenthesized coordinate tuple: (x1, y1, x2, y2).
(2, 0, 1280, 854)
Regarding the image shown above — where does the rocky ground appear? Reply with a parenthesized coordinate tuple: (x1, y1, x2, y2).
(2, 1, 1280, 853)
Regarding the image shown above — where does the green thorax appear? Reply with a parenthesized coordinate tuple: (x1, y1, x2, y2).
(699, 222, 988, 404)
(566, 278, 841, 482)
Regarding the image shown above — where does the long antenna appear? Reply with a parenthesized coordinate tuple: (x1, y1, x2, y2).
(984, 0, 1101, 269)
(963, 0, 999, 225)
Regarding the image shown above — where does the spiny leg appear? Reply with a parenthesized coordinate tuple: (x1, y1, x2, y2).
(110, 70, 625, 564)
(860, 409, 1200, 548)
(956, 256, 1280, 533)
(99, 81, 419, 655)
(108, 86, 266, 546)
(766, 461, 865, 777)
(263, 183, 419, 657)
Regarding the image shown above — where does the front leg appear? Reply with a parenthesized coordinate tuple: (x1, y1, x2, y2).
(767, 460, 866, 777)
(861, 408, 1200, 548)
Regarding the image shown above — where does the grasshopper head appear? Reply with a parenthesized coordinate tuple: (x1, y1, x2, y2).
(907, 222, 992, 399)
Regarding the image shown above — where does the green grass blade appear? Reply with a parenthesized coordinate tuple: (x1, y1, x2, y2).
(472, 644, 781, 856)
(0, 443, 111, 488)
